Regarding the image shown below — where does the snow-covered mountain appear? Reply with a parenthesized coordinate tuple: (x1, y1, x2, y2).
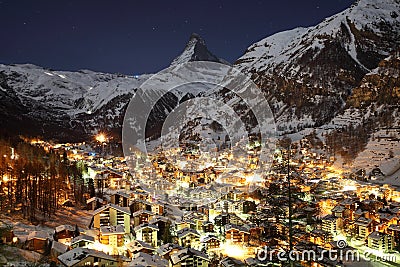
(0, 63, 150, 140)
(0, 34, 227, 141)
(170, 33, 229, 67)
(235, 0, 400, 132)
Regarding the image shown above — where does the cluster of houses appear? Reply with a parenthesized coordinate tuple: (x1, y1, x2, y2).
(317, 185, 400, 253)
(1, 182, 267, 267)
(3, 134, 398, 266)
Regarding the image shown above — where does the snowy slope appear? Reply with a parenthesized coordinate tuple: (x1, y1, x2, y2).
(237, 0, 400, 74)
(0, 64, 150, 114)
(234, 0, 400, 134)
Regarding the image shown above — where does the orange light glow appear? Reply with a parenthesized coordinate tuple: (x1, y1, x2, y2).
(95, 133, 107, 143)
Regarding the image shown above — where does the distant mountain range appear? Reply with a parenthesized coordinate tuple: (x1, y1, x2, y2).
(0, 0, 399, 143)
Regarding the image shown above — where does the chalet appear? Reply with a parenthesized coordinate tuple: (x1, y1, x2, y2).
(177, 228, 201, 249)
(198, 205, 210, 217)
(11, 230, 29, 246)
(50, 241, 69, 258)
(355, 217, 374, 240)
(389, 206, 400, 217)
(249, 225, 264, 244)
(156, 243, 183, 260)
(228, 213, 245, 226)
(70, 234, 95, 249)
(169, 248, 209, 267)
(321, 214, 343, 238)
(110, 191, 130, 207)
(367, 231, 394, 252)
(388, 224, 400, 246)
(54, 224, 77, 244)
(134, 223, 159, 247)
(354, 209, 368, 220)
(309, 229, 330, 246)
(100, 225, 125, 247)
(214, 213, 229, 227)
(131, 190, 150, 201)
(225, 224, 250, 244)
(129, 252, 168, 266)
(331, 205, 346, 218)
(58, 248, 118, 267)
(132, 210, 154, 227)
(86, 197, 104, 211)
(107, 170, 124, 190)
(220, 257, 246, 267)
(130, 199, 152, 213)
(90, 204, 131, 234)
(126, 240, 156, 257)
(184, 212, 208, 232)
(201, 235, 220, 251)
(26, 231, 51, 253)
(339, 198, 358, 209)
(361, 199, 384, 213)
(202, 221, 214, 233)
(242, 200, 257, 214)
(174, 219, 196, 232)
(376, 212, 397, 225)
(151, 201, 165, 215)
(149, 215, 170, 241)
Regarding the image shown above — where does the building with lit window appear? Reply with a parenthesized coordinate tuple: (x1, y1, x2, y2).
(355, 217, 373, 240)
(367, 231, 394, 252)
(170, 248, 209, 267)
(58, 248, 118, 267)
(134, 223, 159, 247)
(90, 204, 131, 234)
(177, 228, 201, 249)
(99, 225, 125, 247)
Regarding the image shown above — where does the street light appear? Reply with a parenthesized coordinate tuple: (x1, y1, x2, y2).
(95, 133, 107, 143)
(95, 133, 107, 156)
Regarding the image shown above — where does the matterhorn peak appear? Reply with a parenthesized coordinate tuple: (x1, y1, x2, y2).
(170, 33, 229, 66)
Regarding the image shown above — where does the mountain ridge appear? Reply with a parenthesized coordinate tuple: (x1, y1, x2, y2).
(234, 0, 400, 132)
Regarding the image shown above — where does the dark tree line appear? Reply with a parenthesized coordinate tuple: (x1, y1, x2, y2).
(0, 137, 87, 223)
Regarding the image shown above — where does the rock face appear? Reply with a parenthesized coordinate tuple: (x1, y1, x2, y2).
(234, 0, 400, 132)
(170, 33, 229, 67)
(347, 53, 400, 109)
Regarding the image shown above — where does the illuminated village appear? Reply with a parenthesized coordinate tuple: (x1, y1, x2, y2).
(1, 0, 399, 265)
(1, 128, 400, 267)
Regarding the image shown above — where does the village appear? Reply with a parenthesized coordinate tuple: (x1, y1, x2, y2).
(1, 131, 400, 267)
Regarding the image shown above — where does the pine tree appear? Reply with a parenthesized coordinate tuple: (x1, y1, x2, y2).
(88, 178, 95, 197)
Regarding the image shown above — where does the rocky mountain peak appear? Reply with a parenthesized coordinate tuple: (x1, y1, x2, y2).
(170, 33, 229, 66)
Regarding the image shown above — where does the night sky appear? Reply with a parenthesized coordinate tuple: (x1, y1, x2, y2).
(0, 0, 354, 75)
